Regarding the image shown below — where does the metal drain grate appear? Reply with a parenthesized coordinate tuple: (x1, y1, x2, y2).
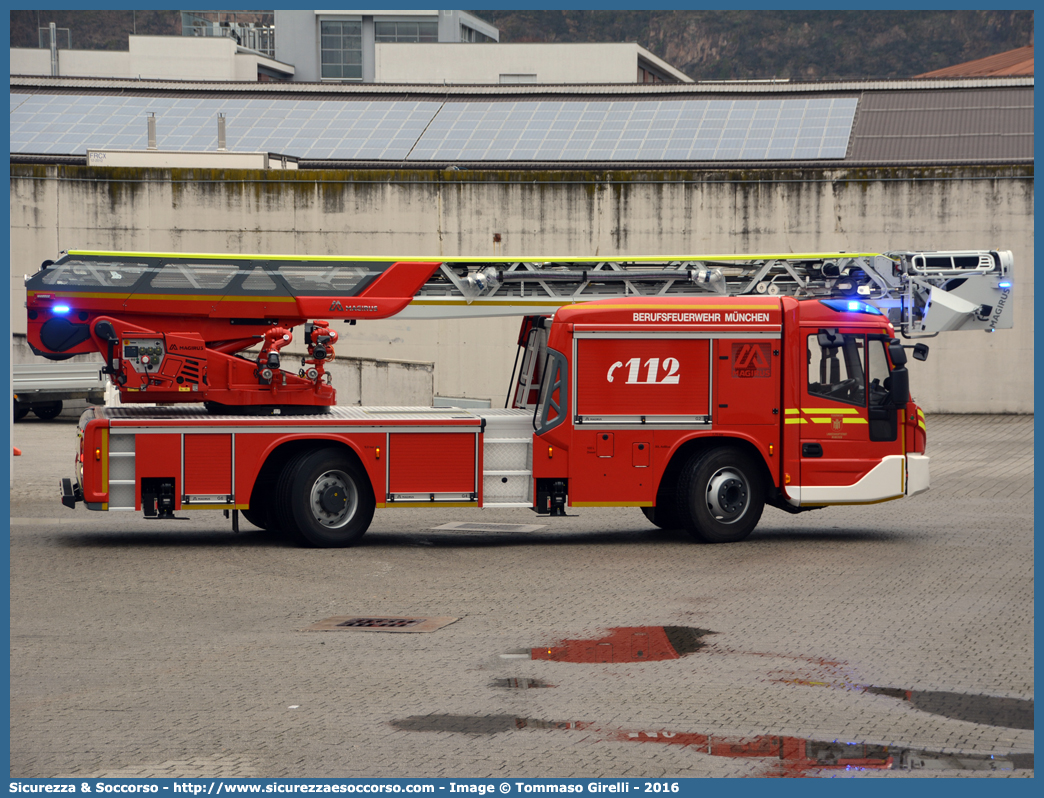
(337, 618, 422, 629)
(304, 615, 459, 633)
(432, 522, 547, 533)
(492, 677, 554, 689)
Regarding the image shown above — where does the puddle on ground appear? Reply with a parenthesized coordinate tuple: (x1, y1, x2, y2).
(864, 687, 1033, 730)
(581, 637, 1034, 731)
(390, 714, 1032, 776)
(531, 626, 713, 663)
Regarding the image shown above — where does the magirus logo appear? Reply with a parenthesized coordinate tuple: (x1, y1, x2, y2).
(330, 299, 378, 313)
(732, 343, 771, 378)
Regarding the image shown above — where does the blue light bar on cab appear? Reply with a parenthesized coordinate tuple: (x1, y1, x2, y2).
(52, 304, 71, 314)
(820, 299, 882, 316)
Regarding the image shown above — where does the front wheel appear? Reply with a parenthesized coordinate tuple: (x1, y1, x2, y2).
(674, 447, 764, 543)
(275, 448, 375, 548)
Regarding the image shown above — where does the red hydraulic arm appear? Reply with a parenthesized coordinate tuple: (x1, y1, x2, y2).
(25, 251, 440, 411)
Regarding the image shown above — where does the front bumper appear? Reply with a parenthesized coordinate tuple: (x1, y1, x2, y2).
(906, 453, 930, 497)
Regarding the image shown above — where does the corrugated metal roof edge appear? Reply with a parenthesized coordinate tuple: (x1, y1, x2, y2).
(8, 86, 866, 103)
(9, 75, 1033, 96)
(11, 153, 1033, 170)
(302, 159, 1034, 171)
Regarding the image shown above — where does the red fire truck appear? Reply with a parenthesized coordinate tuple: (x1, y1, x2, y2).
(25, 248, 1012, 547)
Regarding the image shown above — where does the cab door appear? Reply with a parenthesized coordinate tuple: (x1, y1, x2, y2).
(798, 328, 900, 491)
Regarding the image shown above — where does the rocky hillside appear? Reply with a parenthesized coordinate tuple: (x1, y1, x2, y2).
(11, 10, 180, 50)
(475, 10, 1033, 80)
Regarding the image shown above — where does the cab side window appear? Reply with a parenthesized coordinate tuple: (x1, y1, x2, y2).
(807, 332, 866, 407)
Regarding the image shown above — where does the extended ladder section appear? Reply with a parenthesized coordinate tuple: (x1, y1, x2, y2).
(408, 250, 1014, 336)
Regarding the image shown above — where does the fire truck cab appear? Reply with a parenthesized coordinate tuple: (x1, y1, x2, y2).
(522, 294, 926, 543)
(66, 293, 926, 547)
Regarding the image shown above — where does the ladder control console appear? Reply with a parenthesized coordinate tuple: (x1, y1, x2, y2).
(123, 338, 166, 373)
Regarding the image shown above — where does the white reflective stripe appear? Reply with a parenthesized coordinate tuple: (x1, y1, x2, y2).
(786, 455, 906, 506)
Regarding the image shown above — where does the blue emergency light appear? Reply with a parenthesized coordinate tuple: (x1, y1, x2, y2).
(52, 304, 71, 314)
(820, 299, 882, 316)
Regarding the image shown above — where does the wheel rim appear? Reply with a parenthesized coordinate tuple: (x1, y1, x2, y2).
(309, 469, 358, 529)
(705, 467, 749, 523)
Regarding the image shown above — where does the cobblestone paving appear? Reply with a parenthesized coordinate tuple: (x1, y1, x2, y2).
(9, 414, 1033, 778)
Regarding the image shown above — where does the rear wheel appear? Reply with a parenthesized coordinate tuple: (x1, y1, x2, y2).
(13, 400, 29, 421)
(32, 400, 63, 420)
(675, 447, 764, 543)
(275, 448, 375, 548)
(641, 504, 681, 530)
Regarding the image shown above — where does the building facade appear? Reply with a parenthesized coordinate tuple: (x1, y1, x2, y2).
(274, 9, 499, 83)
(12, 11, 692, 86)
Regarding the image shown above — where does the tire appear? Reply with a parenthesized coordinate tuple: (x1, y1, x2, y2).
(242, 472, 279, 531)
(32, 400, 63, 420)
(641, 505, 681, 530)
(674, 447, 764, 543)
(241, 505, 270, 531)
(13, 400, 29, 421)
(274, 447, 375, 548)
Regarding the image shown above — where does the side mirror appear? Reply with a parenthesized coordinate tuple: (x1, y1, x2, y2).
(889, 367, 910, 406)
(888, 339, 907, 367)
(817, 328, 844, 348)
(912, 343, 929, 361)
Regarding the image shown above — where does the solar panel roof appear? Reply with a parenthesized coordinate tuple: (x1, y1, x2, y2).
(10, 92, 859, 162)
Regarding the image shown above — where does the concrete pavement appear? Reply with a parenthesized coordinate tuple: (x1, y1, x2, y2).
(9, 414, 1033, 778)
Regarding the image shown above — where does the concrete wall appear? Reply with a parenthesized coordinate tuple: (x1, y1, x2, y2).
(329, 355, 433, 406)
(375, 42, 647, 84)
(11, 38, 293, 81)
(9, 164, 1033, 413)
(11, 48, 130, 78)
(129, 36, 237, 81)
